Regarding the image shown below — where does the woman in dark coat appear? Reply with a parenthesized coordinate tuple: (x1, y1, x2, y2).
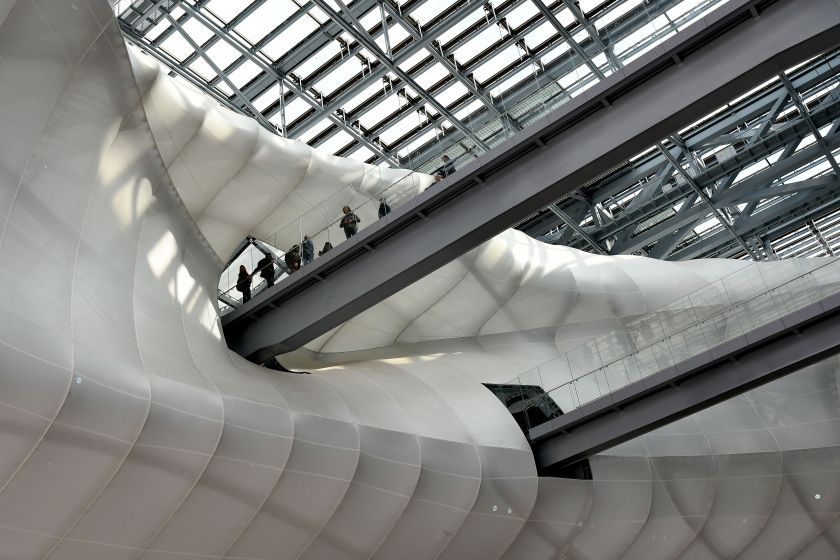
(236, 265, 253, 303)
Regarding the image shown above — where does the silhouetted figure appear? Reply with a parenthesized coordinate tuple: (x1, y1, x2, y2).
(257, 253, 275, 287)
(378, 197, 391, 218)
(236, 265, 252, 303)
(340, 205, 360, 239)
(434, 154, 456, 181)
(301, 235, 314, 265)
(284, 245, 301, 272)
(319, 242, 333, 256)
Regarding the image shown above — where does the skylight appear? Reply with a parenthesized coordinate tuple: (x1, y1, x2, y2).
(118, 0, 735, 168)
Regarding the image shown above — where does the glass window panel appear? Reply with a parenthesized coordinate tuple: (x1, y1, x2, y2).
(434, 82, 469, 108)
(343, 81, 387, 113)
(525, 21, 556, 49)
(453, 25, 503, 66)
(204, 41, 240, 71)
(305, 6, 327, 23)
(274, 96, 311, 126)
(236, 0, 299, 44)
(506, 1, 540, 29)
(317, 130, 354, 155)
(181, 17, 214, 45)
(454, 99, 483, 120)
(383, 22, 411, 46)
(358, 8, 381, 31)
(347, 145, 375, 161)
(496, 66, 533, 95)
(436, 7, 483, 45)
(473, 44, 520, 83)
(297, 118, 333, 144)
(542, 40, 571, 65)
(207, 0, 251, 24)
(380, 113, 419, 145)
(145, 6, 186, 41)
(294, 40, 342, 80)
(594, 0, 643, 28)
(253, 85, 281, 112)
(188, 58, 216, 81)
(359, 94, 401, 128)
(159, 33, 194, 62)
(415, 63, 448, 90)
(228, 59, 262, 88)
(398, 49, 432, 72)
(403, 128, 438, 154)
(316, 57, 363, 96)
(261, 14, 319, 59)
(556, 7, 576, 27)
(411, 0, 459, 26)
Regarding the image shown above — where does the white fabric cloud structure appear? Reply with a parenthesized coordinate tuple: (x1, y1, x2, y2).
(0, 1, 839, 559)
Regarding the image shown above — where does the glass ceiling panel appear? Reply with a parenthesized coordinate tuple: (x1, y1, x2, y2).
(236, 0, 300, 44)
(146, 6, 186, 41)
(295, 40, 343, 80)
(228, 59, 262, 87)
(411, 0, 461, 26)
(436, 7, 484, 45)
(119, 0, 736, 165)
(261, 17, 319, 60)
(506, 1, 540, 29)
(207, 0, 252, 24)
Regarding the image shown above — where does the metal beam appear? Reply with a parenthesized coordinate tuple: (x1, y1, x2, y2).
(532, 290, 840, 471)
(309, 0, 491, 152)
(162, 12, 275, 131)
(221, 0, 840, 359)
(380, 2, 518, 129)
(809, 220, 836, 255)
(548, 204, 606, 254)
(560, 0, 622, 70)
(657, 142, 761, 259)
(173, 1, 399, 165)
(780, 71, 840, 177)
(531, 0, 605, 79)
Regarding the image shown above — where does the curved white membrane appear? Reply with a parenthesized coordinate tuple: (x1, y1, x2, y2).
(0, 2, 838, 559)
(128, 49, 434, 263)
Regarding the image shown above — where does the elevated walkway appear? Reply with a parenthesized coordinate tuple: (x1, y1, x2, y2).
(506, 259, 840, 473)
(223, 0, 840, 362)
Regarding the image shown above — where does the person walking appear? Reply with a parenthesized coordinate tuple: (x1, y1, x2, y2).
(378, 197, 391, 219)
(434, 154, 456, 181)
(236, 265, 253, 303)
(257, 253, 275, 287)
(340, 206, 360, 239)
(319, 241, 333, 256)
(301, 235, 314, 265)
(284, 245, 301, 272)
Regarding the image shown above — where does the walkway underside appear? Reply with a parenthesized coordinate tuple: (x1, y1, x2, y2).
(532, 289, 840, 473)
(224, 0, 840, 361)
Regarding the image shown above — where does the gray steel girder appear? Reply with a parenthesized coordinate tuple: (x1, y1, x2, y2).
(222, 0, 840, 360)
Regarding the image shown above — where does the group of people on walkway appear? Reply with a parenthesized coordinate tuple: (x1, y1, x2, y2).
(234, 153, 458, 304)
(233, 206, 363, 303)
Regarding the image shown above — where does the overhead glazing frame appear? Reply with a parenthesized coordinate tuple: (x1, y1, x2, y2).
(115, 0, 725, 168)
(517, 49, 840, 261)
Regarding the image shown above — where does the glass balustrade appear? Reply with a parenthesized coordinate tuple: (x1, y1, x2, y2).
(506, 257, 840, 433)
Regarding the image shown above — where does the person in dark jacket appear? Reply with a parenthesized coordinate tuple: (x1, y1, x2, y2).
(340, 206, 360, 239)
(236, 265, 252, 303)
(378, 197, 391, 219)
(301, 235, 314, 265)
(284, 245, 301, 272)
(319, 241, 333, 256)
(257, 253, 275, 287)
(434, 154, 456, 181)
